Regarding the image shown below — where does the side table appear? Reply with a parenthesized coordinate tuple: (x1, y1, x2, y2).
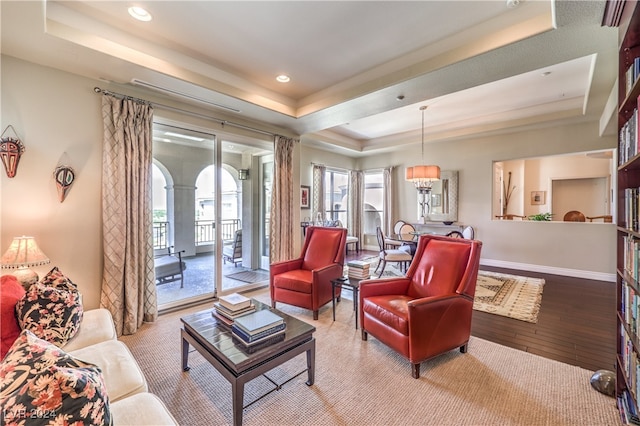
(331, 277, 361, 329)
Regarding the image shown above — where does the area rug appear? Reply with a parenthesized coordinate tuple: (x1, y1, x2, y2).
(347, 259, 544, 323)
(225, 270, 270, 283)
(474, 271, 545, 323)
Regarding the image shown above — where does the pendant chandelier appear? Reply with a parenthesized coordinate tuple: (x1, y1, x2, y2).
(405, 105, 440, 193)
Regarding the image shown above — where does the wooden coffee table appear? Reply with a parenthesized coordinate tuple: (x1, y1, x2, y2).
(181, 299, 316, 426)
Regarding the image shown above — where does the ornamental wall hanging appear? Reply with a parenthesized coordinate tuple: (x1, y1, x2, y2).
(0, 125, 25, 178)
(54, 165, 75, 203)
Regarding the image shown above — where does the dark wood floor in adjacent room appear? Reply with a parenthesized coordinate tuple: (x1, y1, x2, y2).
(348, 251, 616, 372)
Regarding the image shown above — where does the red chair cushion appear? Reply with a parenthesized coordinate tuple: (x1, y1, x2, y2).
(1, 274, 26, 359)
(362, 295, 412, 335)
(273, 269, 313, 293)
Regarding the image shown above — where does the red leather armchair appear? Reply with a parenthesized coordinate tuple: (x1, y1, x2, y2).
(359, 234, 482, 378)
(270, 226, 347, 320)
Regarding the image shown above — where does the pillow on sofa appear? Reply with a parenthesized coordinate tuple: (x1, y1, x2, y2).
(0, 329, 111, 425)
(15, 267, 83, 347)
(0, 275, 25, 360)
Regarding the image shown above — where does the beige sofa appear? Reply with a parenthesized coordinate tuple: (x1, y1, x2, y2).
(63, 308, 177, 425)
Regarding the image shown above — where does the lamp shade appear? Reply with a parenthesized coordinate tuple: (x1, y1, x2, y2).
(0, 236, 50, 269)
(405, 165, 441, 181)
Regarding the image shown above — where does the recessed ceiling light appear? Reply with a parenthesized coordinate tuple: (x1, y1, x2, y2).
(276, 75, 290, 83)
(128, 6, 152, 22)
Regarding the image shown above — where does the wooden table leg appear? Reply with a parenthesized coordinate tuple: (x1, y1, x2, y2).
(181, 331, 190, 371)
(305, 339, 315, 386)
(232, 379, 245, 426)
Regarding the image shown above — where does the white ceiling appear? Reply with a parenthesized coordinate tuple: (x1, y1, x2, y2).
(0, 1, 619, 155)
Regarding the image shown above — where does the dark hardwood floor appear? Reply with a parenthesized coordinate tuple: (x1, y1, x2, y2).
(347, 250, 616, 372)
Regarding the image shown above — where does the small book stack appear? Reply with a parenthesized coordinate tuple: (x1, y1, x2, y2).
(347, 260, 370, 279)
(231, 309, 286, 348)
(212, 293, 256, 326)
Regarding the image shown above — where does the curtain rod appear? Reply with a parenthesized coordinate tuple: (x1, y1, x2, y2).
(93, 87, 276, 138)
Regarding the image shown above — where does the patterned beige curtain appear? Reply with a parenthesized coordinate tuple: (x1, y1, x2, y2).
(270, 136, 297, 263)
(383, 167, 394, 235)
(100, 94, 156, 336)
(348, 170, 364, 243)
(312, 164, 326, 223)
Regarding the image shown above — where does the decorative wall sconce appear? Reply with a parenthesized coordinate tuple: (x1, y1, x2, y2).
(0, 125, 25, 178)
(54, 165, 75, 203)
(238, 169, 250, 180)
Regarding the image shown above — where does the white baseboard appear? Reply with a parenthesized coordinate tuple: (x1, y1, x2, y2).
(361, 244, 616, 282)
(480, 258, 616, 282)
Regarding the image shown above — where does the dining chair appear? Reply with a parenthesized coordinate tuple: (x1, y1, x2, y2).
(385, 220, 407, 249)
(334, 220, 360, 252)
(446, 226, 474, 240)
(375, 227, 412, 278)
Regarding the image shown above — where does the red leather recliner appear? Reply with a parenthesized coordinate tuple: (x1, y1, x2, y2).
(359, 234, 482, 378)
(270, 226, 347, 320)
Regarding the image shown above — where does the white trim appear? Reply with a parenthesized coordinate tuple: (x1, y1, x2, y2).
(480, 258, 615, 282)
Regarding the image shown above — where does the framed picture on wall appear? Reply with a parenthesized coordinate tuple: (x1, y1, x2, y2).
(531, 190, 546, 205)
(301, 185, 311, 209)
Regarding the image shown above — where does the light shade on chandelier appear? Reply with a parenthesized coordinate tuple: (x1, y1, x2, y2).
(406, 106, 440, 192)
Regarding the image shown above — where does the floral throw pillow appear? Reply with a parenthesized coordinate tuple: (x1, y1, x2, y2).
(0, 329, 111, 425)
(15, 267, 83, 347)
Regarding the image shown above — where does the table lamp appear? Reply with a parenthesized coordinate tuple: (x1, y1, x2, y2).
(1, 236, 51, 289)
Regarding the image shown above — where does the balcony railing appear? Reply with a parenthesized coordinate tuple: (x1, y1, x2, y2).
(153, 219, 242, 248)
(153, 221, 169, 250)
(195, 219, 241, 245)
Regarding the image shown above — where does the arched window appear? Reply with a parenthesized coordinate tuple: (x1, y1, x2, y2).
(195, 166, 241, 243)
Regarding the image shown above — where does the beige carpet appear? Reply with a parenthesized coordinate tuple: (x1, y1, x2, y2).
(474, 271, 545, 323)
(119, 288, 618, 426)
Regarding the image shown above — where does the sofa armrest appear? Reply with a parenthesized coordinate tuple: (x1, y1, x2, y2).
(62, 308, 117, 352)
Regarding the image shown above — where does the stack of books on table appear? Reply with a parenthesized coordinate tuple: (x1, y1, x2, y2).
(347, 260, 370, 279)
(231, 309, 286, 348)
(212, 293, 256, 326)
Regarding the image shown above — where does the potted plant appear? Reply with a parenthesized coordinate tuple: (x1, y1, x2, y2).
(528, 212, 553, 221)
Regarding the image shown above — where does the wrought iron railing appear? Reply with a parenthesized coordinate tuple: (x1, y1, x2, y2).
(195, 219, 241, 245)
(153, 221, 169, 250)
(154, 219, 242, 247)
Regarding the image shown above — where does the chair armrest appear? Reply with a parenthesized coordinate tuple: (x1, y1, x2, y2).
(359, 277, 410, 299)
(270, 258, 304, 277)
(311, 263, 343, 281)
(407, 294, 473, 327)
(405, 294, 474, 361)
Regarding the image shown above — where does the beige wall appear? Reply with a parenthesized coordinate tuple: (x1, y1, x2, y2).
(353, 123, 617, 280)
(1, 56, 104, 308)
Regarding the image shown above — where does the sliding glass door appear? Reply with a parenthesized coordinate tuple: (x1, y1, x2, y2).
(152, 122, 217, 310)
(152, 120, 273, 311)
